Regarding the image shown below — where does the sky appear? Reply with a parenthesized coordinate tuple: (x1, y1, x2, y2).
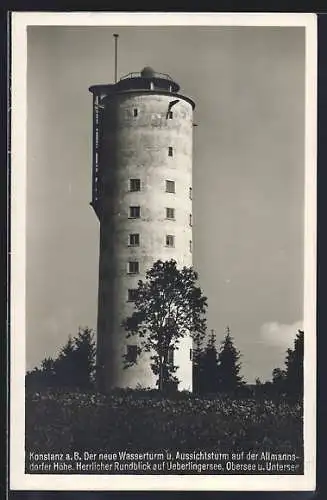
(26, 25, 305, 383)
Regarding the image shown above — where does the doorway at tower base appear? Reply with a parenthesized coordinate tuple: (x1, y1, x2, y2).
(98, 335, 193, 393)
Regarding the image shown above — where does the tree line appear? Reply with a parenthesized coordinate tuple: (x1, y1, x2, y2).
(26, 260, 304, 399)
(193, 327, 304, 400)
(26, 327, 96, 392)
(25, 325, 303, 400)
(256, 329, 304, 400)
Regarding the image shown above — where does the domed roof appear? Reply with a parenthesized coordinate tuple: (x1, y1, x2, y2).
(141, 66, 155, 78)
(116, 67, 183, 95)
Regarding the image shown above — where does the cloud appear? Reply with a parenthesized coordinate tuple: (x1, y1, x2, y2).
(260, 320, 303, 347)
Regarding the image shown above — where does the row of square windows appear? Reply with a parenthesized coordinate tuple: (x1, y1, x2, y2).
(126, 233, 192, 249)
(128, 179, 192, 196)
(95, 180, 191, 199)
(126, 344, 193, 363)
(127, 208, 192, 224)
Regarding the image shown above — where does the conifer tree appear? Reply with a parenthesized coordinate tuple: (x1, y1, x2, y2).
(272, 367, 287, 394)
(25, 327, 96, 391)
(217, 326, 245, 393)
(54, 336, 76, 387)
(270, 330, 304, 399)
(284, 329, 304, 399)
(198, 330, 219, 394)
(72, 327, 97, 389)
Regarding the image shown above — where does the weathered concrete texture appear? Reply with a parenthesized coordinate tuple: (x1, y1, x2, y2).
(96, 92, 193, 391)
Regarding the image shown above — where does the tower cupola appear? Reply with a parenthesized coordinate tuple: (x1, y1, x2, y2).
(114, 66, 180, 93)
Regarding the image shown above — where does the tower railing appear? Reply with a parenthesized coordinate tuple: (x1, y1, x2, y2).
(120, 71, 175, 82)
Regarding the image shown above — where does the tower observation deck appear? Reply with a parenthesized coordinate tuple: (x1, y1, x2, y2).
(89, 67, 195, 391)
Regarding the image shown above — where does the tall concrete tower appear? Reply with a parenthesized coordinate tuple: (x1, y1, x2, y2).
(89, 63, 195, 392)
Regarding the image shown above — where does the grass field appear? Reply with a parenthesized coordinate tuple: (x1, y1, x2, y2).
(25, 389, 303, 458)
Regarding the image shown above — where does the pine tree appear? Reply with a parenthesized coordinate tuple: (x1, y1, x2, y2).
(197, 330, 219, 394)
(272, 367, 287, 394)
(270, 330, 304, 399)
(25, 357, 56, 391)
(72, 327, 97, 389)
(40, 357, 56, 387)
(25, 327, 96, 391)
(284, 329, 304, 399)
(217, 326, 245, 393)
(54, 328, 96, 389)
(54, 336, 76, 388)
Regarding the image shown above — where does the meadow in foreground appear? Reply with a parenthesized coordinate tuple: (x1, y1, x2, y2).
(25, 389, 303, 456)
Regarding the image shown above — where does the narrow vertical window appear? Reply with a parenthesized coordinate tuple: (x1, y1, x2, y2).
(189, 187, 192, 200)
(166, 235, 175, 247)
(133, 108, 138, 117)
(129, 233, 140, 246)
(168, 111, 173, 119)
(129, 206, 140, 218)
(189, 240, 193, 253)
(189, 214, 192, 227)
(190, 349, 193, 361)
(168, 146, 173, 157)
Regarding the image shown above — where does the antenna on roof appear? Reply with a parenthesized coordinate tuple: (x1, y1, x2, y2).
(113, 34, 119, 83)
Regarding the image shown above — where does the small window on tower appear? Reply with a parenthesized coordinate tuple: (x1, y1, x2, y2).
(129, 233, 140, 246)
(166, 180, 175, 193)
(189, 240, 193, 253)
(168, 111, 173, 119)
(129, 206, 140, 218)
(190, 349, 193, 361)
(129, 179, 141, 192)
(166, 208, 175, 220)
(126, 345, 138, 363)
(168, 146, 173, 157)
(189, 214, 192, 227)
(189, 187, 192, 200)
(127, 289, 138, 302)
(133, 108, 138, 117)
(166, 235, 175, 247)
(128, 261, 139, 274)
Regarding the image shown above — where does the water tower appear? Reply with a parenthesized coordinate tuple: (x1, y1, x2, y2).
(89, 38, 195, 391)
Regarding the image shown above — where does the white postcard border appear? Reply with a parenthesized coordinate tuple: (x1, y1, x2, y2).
(10, 11, 317, 491)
